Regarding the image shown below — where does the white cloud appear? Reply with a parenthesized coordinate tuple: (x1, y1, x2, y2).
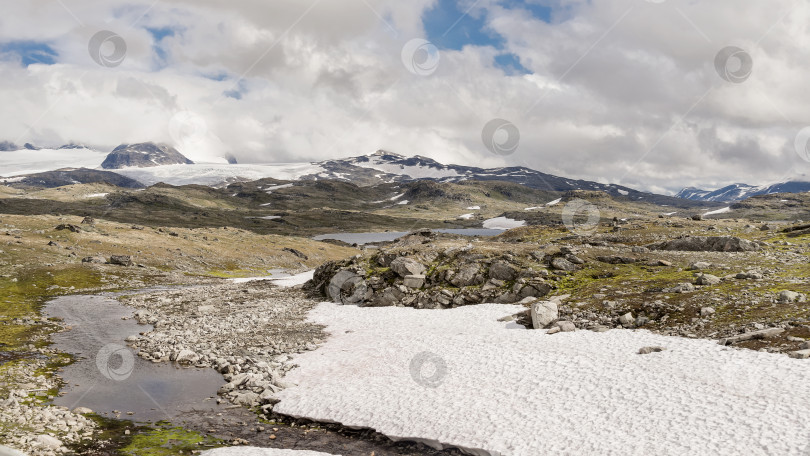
(1, 0, 809, 194)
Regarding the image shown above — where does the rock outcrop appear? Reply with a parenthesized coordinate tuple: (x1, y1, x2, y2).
(306, 230, 556, 309)
(101, 142, 194, 169)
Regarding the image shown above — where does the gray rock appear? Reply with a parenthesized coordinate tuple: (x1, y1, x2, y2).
(403, 275, 426, 289)
(81, 256, 106, 264)
(695, 274, 721, 286)
(688, 261, 712, 270)
(663, 283, 695, 293)
(546, 326, 561, 335)
(450, 264, 481, 287)
(34, 435, 62, 450)
(488, 261, 518, 281)
(108, 255, 133, 266)
(618, 312, 634, 326)
(232, 392, 260, 406)
(646, 236, 759, 252)
(555, 321, 576, 332)
(389, 257, 426, 278)
(718, 328, 785, 345)
(788, 349, 810, 359)
(173, 349, 200, 365)
(638, 346, 666, 355)
(531, 301, 558, 329)
(551, 257, 576, 272)
(700, 307, 716, 317)
(778, 290, 805, 303)
(800, 341, 810, 350)
(518, 282, 552, 299)
(72, 407, 93, 414)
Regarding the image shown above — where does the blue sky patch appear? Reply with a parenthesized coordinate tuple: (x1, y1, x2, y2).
(422, 0, 549, 75)
(0, 41, 58, 66)
(495, 53, 531, 75)
(423, 0, 503, 51)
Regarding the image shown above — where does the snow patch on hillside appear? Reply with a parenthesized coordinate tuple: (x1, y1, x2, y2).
(114, 163, 325, 186)
(482, 216, 525, 230)
(703, 207, 731, 216)
(0, 148, 107, 176)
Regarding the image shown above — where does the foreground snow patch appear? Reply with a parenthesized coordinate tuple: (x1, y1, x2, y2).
(202, 448, 338, 456)
(274, 303, 810, 456)
(482, 216, 525, 230)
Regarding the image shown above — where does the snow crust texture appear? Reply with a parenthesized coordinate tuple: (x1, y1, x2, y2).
(274, 303, 810, 456)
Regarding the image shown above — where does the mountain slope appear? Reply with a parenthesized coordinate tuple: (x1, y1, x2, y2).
(312, 151, 703, 207)
(678, 178, 810, 202)
(101, 143, 194, 169)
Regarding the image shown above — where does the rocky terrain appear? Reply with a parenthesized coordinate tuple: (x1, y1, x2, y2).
(122, 282, 323, 412)
(0, 168, 809, 455)
(308, 222, 810, 356)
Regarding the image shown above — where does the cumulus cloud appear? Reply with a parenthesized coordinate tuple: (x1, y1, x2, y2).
(0, 0, 808, 193)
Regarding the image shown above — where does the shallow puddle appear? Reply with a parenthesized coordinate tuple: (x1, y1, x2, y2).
(46, 294, 225, 423)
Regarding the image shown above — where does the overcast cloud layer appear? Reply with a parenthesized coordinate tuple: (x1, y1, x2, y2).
(1, 0, 809, 194)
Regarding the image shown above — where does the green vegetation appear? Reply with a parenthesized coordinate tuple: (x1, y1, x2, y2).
(121, 424, 222, 456)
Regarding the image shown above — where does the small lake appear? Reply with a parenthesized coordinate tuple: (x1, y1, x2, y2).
(46, 294, 224, 423)
(313, 228, 504, 245)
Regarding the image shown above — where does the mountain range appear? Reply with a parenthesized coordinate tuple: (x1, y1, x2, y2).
(1, 141, 808, 204)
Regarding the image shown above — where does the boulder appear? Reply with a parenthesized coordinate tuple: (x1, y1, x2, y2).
(646, 236, 759, 252)
(72, 407, 93, 414)
(663, 283, 695, 293)
(695, 274, 721, 286)
(389, 257, 426, 278)
(531, 301, 558, 329)
(450, 264, 481, 287)
(403, 275, 425, 289)
(518, 282, 552, 299)
(108, 255, 133, 266)
(550, 257, 576, 272)
(718, 328, 784, 345)
(700, 307, 716, 317)
(596, 256, 637, 264)
(555, 321, 576, 332)
(788, 349, 810, 359)
(55, 224, 81, 233)
(81, 256, 106, 264)
(778, 290, 806, 303)
(173, 349, 200, 365)
(638, 346, 666, 355)
(618, 312, 634, 326)
(688, 261, 712, 270)
(35, 435, 62, 450)
(488, 261, 518, 281)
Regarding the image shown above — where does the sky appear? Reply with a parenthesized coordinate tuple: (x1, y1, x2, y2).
(1, 0, 809, 195)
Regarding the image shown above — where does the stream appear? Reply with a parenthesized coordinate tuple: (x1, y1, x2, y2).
(45, 294, 225, 423)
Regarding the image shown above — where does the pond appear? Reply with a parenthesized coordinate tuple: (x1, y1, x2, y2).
(46, 294, 225, 423)
(312, 228, 504, 245)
